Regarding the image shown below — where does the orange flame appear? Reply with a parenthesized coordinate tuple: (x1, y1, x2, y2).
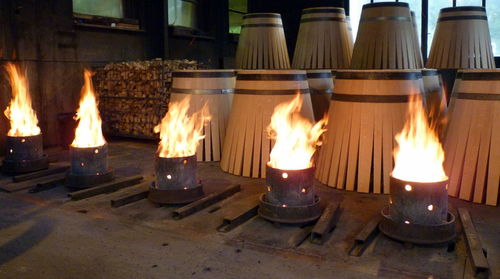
(71, 69, 106, 148)
(154, 97, 210, 158)
(392, 94, 447, 182)
(4, 63, 41, 136)
(267, 94, 327, 170)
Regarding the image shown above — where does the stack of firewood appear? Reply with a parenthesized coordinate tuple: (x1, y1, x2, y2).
(94, 58, 202, 139)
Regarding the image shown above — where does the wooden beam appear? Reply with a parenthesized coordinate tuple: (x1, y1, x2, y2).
(217, 194, 260, 232)
(310, 202, 341, 245)
(1, 173, 66, 193)
(348, 214, 381, 257)
(110, 183, 150, 208)
(458, 208, 490, 277)
(69, 175, 143, 201)
(172, 184, 241, 220)
(12, 164, 69, 182)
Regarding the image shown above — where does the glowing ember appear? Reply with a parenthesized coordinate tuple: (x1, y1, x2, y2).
(267, 94, 327, 170)
(154, 97, 210, 158)
(3, 63, 41, 136)
(392, 94, 447, 183)
(72, 69, 106, 148)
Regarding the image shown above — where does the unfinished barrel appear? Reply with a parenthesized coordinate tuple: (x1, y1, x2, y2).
(316, 70, 425, 194)
(170, 70, 236, 162)
(346, 16, 354, 47)
(410, 11, 424, 68)
(427, 6, 495, 69)
(235, 13, 290, 69)
(444, 70, 500, 206)
(220, 70, 314, 178)
(421, 69, 447, 137)
(351, 2, 421, 69)
(292, 7, 352, 69)
(307, 70, 333, 121)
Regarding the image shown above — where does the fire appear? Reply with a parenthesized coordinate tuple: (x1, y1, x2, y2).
(154, 97, 210, 158)
(71, 69, 106, 148)
(3, 63, 41, 136)
(267, 94, 327, 170)
(392, 94, 447, 182)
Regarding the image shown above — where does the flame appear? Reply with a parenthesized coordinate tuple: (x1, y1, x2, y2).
(3, 63, 41, 136)
(71, 69, 106, 148)
(392, 94, 447, 182)
(267, 94, 327, 170)
(154, 97, 210, 158)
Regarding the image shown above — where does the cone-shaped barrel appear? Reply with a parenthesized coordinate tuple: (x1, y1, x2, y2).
(235, 13, 290, 69)
(351, 2, 421, 69)
(170, 70, 236, 162)
(427, 6, 495, 69)
(306, 70, 334, 121)
(292, 7, 353, 69)
(421, 69, 447, 137)
(220, 70, 314, 178)
(316, 70, 425, 194)
(444, 70, 500, 206)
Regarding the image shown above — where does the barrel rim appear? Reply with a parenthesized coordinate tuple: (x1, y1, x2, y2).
(440, 6, 486, 13)
(243, 13, 281, 19)
(237, 73, 307, 81)
(421, 69, 439, 76)
(302, 7, 345, 14)
(438, 15, 487, 21)
(363, 2, 409, 9)
(172, 71, 236, 78)
(455, 70, 500, 80)
(335, 70, 422, 80)
(236, 70, 306, 74)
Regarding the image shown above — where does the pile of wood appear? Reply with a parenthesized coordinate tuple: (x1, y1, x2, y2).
(94, 59, 202, 139)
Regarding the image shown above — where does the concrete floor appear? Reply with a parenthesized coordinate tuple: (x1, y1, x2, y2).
(0, 140, 498, 279)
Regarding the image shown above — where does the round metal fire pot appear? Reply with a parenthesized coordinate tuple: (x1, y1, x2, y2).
(148, 154, 204, 204)
(258, 165, 321, 224)
(380, 206, 456, 245)
(389, 176, 448, 225)
(2, 134, 49, 174)
(66, 143, 114, 188)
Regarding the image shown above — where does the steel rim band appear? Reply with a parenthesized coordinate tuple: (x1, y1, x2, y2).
(302, 8, 345, 14)
(301, 17, 346, 23)
(364, 2, 409, 8)
(309, 89, 333, 95)
(361, 16, 411, 22)
(241, 24, 283, 28)
(172, 72, 235, 78)
(332, 93, 411, 103)
(235, 89, 309, 95)
(335, 72, 422, 80)
(171, 88, 234, 94)
(452, 93, 500, 100)
(456, 72, 500, 80)
(441, 6, 486, 13)
(237, 74, 306, 81)
(438, 15, 487, 22)
(421, 70, 439, 76)
(306, 72, 332, 79)
(243, 13, 281, 19)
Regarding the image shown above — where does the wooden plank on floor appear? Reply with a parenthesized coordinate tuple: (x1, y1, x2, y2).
(310, 202, 341, 245)
(458, 208, 490, 277)
(172, 184, 241, 220)
(68, 175, 144, 201)
(110, 183, 150, 208)
(348, 214, 382, 257)
(217, 194, 260, 232)
(0, 173, 66, 193)
(12, 164, 69, 182)
(287, 225, 314, 248)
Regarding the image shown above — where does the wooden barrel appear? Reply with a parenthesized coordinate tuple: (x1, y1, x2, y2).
(235, 13, 290, 69)
(221, 70, 314, 178)
(350, 2, 421, 69)
(171, 70, 236, 162)
(307, 70, 333, 121)
(444, 69, 500, 206)
(427, 6, 495, 69)
(421, 69, 447, 137)
(410, 11, 424, 68)
(316, 70, 425, 194)
(292, 7, 353, 69)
